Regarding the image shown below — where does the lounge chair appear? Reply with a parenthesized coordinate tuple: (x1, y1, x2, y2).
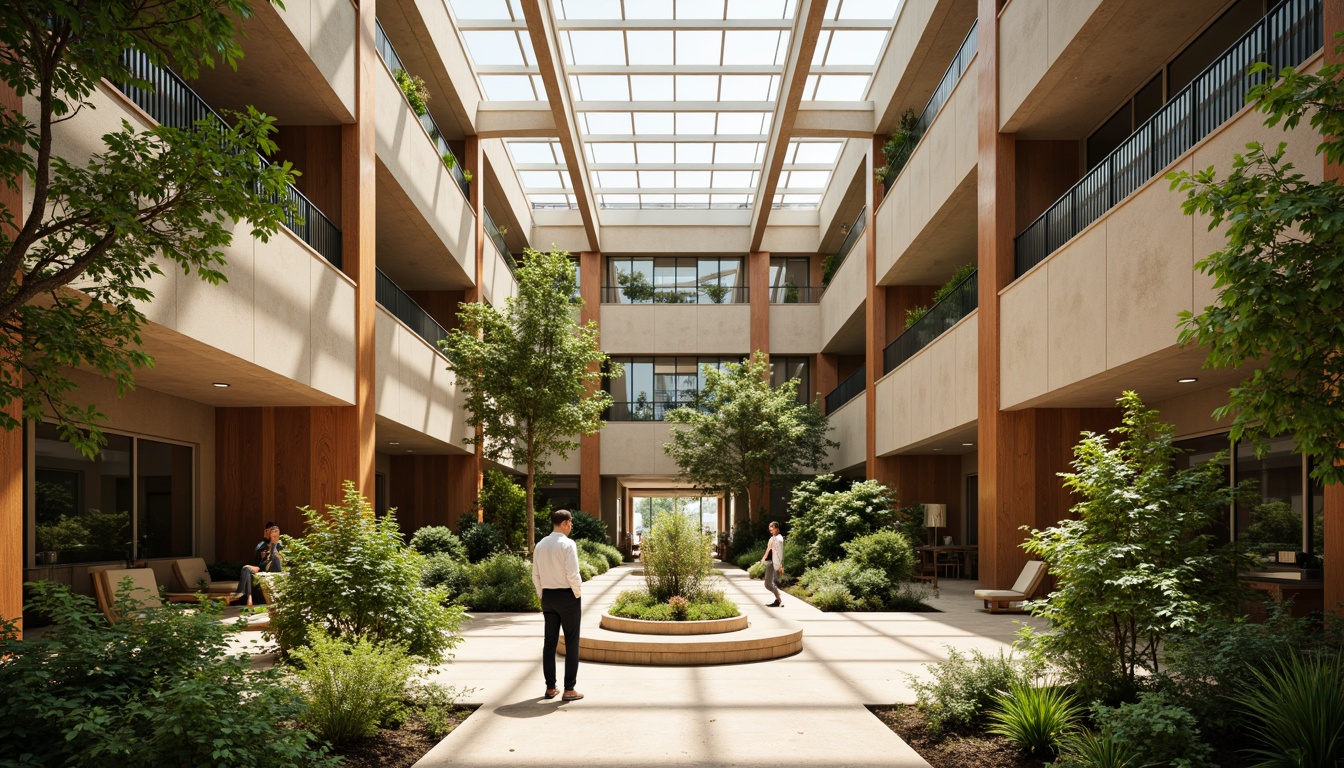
(92, 567, 215, 624)
(973, 560, 1047, 614)
(170, 557, 239, 596)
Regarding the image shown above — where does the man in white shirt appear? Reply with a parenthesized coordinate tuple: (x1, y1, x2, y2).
(532, 509, 584, 702)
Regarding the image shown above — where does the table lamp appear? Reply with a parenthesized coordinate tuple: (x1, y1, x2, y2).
(924, 503, 947, 547)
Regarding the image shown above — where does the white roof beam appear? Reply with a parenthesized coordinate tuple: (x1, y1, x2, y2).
(748, 0, 829, 252)
(520, 0, 600, 250)
(574, 101, 775, 112)
(456, 19, 894, 31)
(474, 65, 872, 75)
(584, 134, 766, 142)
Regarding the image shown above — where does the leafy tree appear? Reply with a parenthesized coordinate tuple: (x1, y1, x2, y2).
(478, 469, 527, 550)
(442, 247, 616, 552)
(1170, 44, 1344, 484)
(0, 0, 297, 457)
(1019, 392, 1257, 701)
(663, 352, 836, 522)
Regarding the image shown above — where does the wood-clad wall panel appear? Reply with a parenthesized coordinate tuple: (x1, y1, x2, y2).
(1014, 140, 1079, 231)
(815, 353, 837, 411)
(579, 251, 602, 517)
(276, 125, 343, 227)
(1326, 0, 1343, 614)
(864, 137, 884, 477)
(0, 79, 22, 627)
(885, 285, 938, 343)
(447, 453, 480, 523)
(389, 455, 455, 532)
(407, 290, 465, 332)
(749, 251, 770, 356)
(875, 455, 964, 543)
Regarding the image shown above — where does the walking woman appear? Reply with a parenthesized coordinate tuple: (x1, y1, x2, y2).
(760, 521, 785, 608)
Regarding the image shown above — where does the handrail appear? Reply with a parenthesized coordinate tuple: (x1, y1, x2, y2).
(483, 208, 517, 277)
(824, 206, 867, 287)
(769, 285, 823, 303)
(883, 269, 977, 374)
(1013, 0, 1322, 277)
(601, 285, 749, 304)
(881, 21, 978, 193)
(375, 268, 449, 349)
(375, 21, 471, 200)
(824, 363, 866, 414)
(116, 49, 343, 269)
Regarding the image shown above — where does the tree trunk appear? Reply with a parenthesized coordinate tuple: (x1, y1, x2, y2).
(526, 463, 536, 554)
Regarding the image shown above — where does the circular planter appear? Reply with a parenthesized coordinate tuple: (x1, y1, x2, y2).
(599, 611, 748, 635)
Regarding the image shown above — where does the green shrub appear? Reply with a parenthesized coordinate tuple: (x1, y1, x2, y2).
(1160, 602, 1343, 730)
(409, 525, 467, 562)
(289, 630, 418, 745)
(579, 557, 599, 581)
(479, 470, 528, 551)
(843, 529, 915, 584)
(270, 482, 465, 660)
(796, 559, 890, 609)
(393, 68, 429, 116)
(1053, 729, 1144, 768)
(462, 553, 540, 612)
(537, 509, 609, 544)
(727, 516, 772, 559)
(642, 508, 715, 601)
(987, 683, 1082, 759)
(906, 647, 1044, 737)
(788, 476, 900, 569)
(422, 553, 471, 599)
(608, 588, 739, 621)
(1087, 692, 1212, 768)
(1234, 652, 1344, 768)
(578, 538, 623, 568)
(747, 561, 766, 579)
(0, 581, 336, 767)
(735, 544, 766, 570)
(1020, 392, 1256, 701)
(579, 548, 609, 574)
(462, 521, 507, 563)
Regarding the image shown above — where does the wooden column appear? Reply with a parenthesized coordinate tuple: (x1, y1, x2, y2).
(975, 0, 1026, 588)
(748, 250, 770, 356)
(461, 135, 484, 520)
(815, 353, 837, 411)
(0, 78, 20, 629)
(864, 136, 885, 477)
(1325, 0, 1344, 614)
(579, 250, 602, 517)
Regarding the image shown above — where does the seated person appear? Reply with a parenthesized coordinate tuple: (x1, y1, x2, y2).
(232, 522, 283, 606)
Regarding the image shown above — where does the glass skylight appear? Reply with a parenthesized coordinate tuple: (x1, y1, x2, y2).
(447, 0, 903, 212)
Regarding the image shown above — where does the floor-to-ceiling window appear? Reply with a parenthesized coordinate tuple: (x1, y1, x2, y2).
(631, 495, 721, 538)
(31, 422, 195, 565)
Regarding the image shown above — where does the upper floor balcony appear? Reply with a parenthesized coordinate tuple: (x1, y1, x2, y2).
(875, 308, 977, 456)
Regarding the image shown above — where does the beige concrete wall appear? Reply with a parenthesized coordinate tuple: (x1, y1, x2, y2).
(1153, 384, 1233, 440)
(600, 305, 752, 355)
(769, 305, 822, 355)
(375, 61, 476, 279)
(819, 247, 867, 348)
(38, 85, 358, 404)
(998, 0, 1102, 130)
(875, 56, 978, 283)
(999, 79, 1322, 409)
(825, 393, 868, 473)
(480, 240, 520, 307)
(373, 308, 472, 448)
(876, 311, 978, 454)
(274, 0, 356, 116)
(599, 423, 681, 476)
(547, 449, 582, 477)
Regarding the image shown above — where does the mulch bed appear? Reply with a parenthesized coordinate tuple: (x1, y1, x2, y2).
(331, 707, 476, 768)
(869, 704, 1255, 768)
(867, 705, 1047, 768)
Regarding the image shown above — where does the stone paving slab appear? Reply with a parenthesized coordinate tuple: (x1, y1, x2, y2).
(416, 562, 1043, 768)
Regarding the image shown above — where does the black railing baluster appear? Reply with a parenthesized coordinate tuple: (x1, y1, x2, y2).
(881, 269, 978, 375)
(825, 363, 866, 413)
(1012, 0, 1320, 279)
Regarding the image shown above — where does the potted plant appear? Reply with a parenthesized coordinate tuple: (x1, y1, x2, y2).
(393, 68, 430, 117)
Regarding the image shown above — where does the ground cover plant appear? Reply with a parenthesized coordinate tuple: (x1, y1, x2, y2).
(0, 581, 336, 767)
(459, 552, 540, 612)
(608, 589, 739, 621)
(268, 482, 465, 659)
(614, 508, 739, 619)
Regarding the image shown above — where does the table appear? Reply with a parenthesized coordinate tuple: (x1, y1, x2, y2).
(913, 545, 978, 588)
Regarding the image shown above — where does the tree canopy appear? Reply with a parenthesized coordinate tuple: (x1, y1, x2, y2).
(663, 352, 836, 523)
(441, 247, 615, 552)
(1170, 46, 1344, 484)
(0, 0, 295, 457)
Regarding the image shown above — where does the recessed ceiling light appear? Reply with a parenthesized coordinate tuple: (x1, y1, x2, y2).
(1178, 377, 1198, 384)
(962, 443, 974, 447)
(405, 449, 413, 453)
(932, 447, 942, 451)
(388, 442, 400, 445)
(212, 382, 230, 388)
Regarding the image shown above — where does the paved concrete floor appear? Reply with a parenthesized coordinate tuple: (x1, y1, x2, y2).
(416, 562, 1042, 768)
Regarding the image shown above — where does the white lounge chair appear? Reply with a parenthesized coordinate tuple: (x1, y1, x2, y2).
(973, 560, 1047, 614)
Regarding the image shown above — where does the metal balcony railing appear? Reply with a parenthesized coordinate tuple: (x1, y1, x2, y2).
(117, 49, 343, 269)
(825, 363, 866, 414)
(375, 269, 449, 349)
(483, 208, 517, 278)
(601, 285, 749, 304)
(1014, 0, 1322, 277)
(769, 285, 823, 303)
(881, 21, 978, 194)
(823, 207, 866, 287)
(375, 21, 471, 200)
(883, 269, 977, 374)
